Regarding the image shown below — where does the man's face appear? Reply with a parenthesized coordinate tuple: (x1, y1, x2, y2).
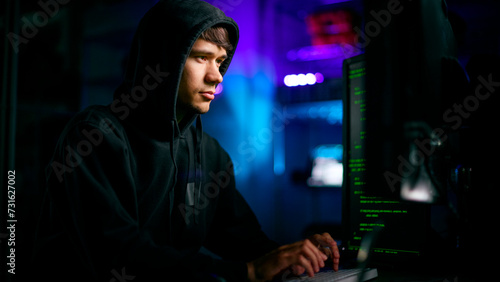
(177, 38, 227, 120)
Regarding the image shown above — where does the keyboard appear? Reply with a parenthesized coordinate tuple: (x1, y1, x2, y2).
(283, 268, 378, 282)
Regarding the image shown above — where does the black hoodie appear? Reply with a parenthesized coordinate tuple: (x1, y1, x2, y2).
(32, 1, 278, 281)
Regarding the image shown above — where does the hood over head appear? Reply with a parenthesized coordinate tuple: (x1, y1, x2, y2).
(112, 0, 239, 138)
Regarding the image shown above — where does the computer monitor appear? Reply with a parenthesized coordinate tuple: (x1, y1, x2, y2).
(341, 0, 463, 271)
(341, 54, 429, 269)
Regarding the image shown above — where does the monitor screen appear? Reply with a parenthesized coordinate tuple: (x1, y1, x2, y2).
(340, 0, 462, 272)
(342, 54, 428, 267)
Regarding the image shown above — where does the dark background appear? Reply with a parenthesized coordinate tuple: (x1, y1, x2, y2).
(1, 0, 499, 280)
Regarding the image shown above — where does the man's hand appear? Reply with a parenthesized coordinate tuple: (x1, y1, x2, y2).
(290, 233, 340, 276)
(246, 234, 340, 282)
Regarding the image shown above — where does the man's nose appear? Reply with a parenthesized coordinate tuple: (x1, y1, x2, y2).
(205, 63, 223, 85)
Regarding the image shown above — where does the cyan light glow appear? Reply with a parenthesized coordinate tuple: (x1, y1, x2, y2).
(311, 144, 343, 161)
(285, 100, 343, 124)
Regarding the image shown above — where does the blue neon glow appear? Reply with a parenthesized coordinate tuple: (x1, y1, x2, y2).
(311, 144, 343, 161)
(273, 127, 285, 175)
(284, 100, 343, 124)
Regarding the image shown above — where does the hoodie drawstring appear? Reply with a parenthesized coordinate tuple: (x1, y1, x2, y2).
(168, 119, 178, 242)
(194, 116, 203, 224)
(168, 117, 203, 230)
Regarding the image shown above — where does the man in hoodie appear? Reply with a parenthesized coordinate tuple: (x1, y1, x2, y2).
(32, 0, 339, 281)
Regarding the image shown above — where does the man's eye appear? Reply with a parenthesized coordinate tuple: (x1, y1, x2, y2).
(193, 56, 208, 62)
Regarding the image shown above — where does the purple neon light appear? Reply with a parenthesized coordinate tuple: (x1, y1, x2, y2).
(215, 83, 223, 95)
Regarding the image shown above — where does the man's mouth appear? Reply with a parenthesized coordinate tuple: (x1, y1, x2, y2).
(200, 91, 215, 100)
